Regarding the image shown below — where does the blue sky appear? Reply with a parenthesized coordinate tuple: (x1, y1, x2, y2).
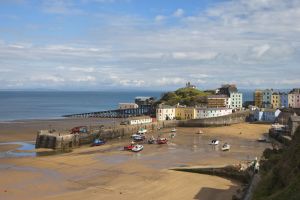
(0, 0, 300, 91)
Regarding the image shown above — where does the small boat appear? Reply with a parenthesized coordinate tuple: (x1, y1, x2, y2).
(148, 136, 155, 144)
(137, 128, 147, 134)
(196, 129, 204, 134)
(91, 139, 105, 146)
(221, 143, 230, 151)
(132, 144, 144, 152)
(157, 138, 168, 144)
(171, 128, 177, 132)
(210, 139, 219, 145)
(132, 134, 145, 141)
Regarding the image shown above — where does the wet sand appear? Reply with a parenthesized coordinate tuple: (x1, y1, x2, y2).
(0, 122, 271, 200)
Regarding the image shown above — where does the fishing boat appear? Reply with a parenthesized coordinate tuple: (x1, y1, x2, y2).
(132, 144, 144, 152)
(91, 139, 105, 146)
(157, 138, 168, 144)
(210, 139, 219, 145)
(221, 143, 230, 151)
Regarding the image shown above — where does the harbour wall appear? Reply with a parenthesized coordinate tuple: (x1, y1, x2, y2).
(35, 120, 179, 150)
(179, 111, 250, 127)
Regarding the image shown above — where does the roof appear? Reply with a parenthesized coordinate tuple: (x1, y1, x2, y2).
(135, 96, 153, 100)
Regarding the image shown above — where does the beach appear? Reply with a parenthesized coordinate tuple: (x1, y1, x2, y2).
(0, 120, 271, 200)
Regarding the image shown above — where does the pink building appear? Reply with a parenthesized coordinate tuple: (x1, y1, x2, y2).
(288, 88, 300, 108)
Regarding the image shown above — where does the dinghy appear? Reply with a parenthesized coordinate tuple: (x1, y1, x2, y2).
(221, 143, 230, 151)
(210, 139, 219, 145)
(131, 144, 144, 152)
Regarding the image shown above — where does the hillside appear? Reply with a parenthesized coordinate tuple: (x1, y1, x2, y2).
(253, 128, 300, 200)
(158, 87, 213, 106)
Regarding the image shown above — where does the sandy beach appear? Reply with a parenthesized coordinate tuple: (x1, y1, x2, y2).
(0, 120, 271, 200)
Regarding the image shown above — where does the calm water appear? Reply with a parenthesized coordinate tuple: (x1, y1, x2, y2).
(0, 91, 162, 121)
(0, 90, 255, 121)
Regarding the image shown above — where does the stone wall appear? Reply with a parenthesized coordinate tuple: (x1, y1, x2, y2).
(179, 111, 250, 127)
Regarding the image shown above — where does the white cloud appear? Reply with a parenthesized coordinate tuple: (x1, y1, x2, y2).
(155, 15, 166, 22)
(173, 8, 184, 17)
(172, 52, 218, 60)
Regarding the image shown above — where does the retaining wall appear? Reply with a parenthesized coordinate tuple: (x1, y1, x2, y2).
(179, 111, 250, 127)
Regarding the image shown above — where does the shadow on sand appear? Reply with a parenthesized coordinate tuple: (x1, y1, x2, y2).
(194, 185, 240, 200)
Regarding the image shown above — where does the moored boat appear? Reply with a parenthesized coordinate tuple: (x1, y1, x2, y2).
(137, 128, 147, 134)
(171, 128, 177, 132)
(210, 139, 219, 145)
(124, 144, 135, 150)
(132, 144, 144, 152)
(157, 138, 168, 144)
(221, 143, 230, 151)
(91, 139, 105, 146)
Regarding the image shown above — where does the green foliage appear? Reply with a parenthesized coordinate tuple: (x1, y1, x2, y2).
(253, 128, 300, 200)
(158, 87, 213, 106)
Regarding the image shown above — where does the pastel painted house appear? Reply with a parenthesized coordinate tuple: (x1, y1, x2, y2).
(279, 92, 288, 108)
(175, 107, 197, 120)
(288, 88, 300, 108)
(196, 107, 232, 119)
(230, 92, 243, 109)
(253, 108, 281, 122)
(156, 105, 176, 121)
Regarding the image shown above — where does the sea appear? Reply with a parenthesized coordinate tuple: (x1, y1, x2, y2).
(0, 90, 255, 122)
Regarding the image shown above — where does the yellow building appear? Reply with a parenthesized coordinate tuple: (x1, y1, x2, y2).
(271, 92, 280, 108)
(254, 89, 263, 108)
(175, 107, 196, 120)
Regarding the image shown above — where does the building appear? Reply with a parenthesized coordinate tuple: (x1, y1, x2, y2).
(271, 92, 280, 109)
(119, 103, 139, 110)
(288, 88, 300, 108)
(196, 107, 232, 119)
(185, 82, 196, 89)
(279, 92, 288, 108)
(156, 105, 175, 121)
(288, 115, 300, 136)
(217, 84, 237, 96)
(175, 107, 196, 120)
(207, 95, 230, 108)
(253, 108, 281, 122)
(230, 92, 243, 109)
(128, 116, 153, 125)
(262, 89, 273, 108)
(254, 89, 263, 108)
(135, 96, 155, 106)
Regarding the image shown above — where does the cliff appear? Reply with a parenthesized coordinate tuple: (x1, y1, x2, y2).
(253, 127, 300, 200)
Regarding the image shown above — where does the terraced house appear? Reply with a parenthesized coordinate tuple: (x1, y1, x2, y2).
(271, 92, 280, 108)
(288, 88, 300, 108)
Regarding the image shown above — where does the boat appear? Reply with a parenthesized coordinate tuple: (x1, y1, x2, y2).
(132, 144, 144, 152)
(148, 136, 155, 144)
(91, 139, 105, 146)
(221, 143, 230, 151)
(157, 138, 168, 144)
(171, 128, 177, 132)
(196, 129, 204, 134)
(137, 128, 147, 134)
(132, 134, 145, 141)
(210, 139, 219, 145)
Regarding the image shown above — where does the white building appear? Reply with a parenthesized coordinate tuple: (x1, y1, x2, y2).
(196, 107, 232, 119)
(119, 103, 139, 110)
(156, 105, 176, 121)
(253, 108, 281, 122)
(230, 92, 243, 109)
(129, 117, 152, 125)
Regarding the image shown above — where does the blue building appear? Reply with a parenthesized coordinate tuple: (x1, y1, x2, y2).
(280, 92, 288, 108)
(254, 108, 281, 122)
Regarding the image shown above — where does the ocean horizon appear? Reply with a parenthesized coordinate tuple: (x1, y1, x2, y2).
(0, 90, 258, 122)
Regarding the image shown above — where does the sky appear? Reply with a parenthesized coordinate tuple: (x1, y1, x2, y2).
(0, 0, 300, 91)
